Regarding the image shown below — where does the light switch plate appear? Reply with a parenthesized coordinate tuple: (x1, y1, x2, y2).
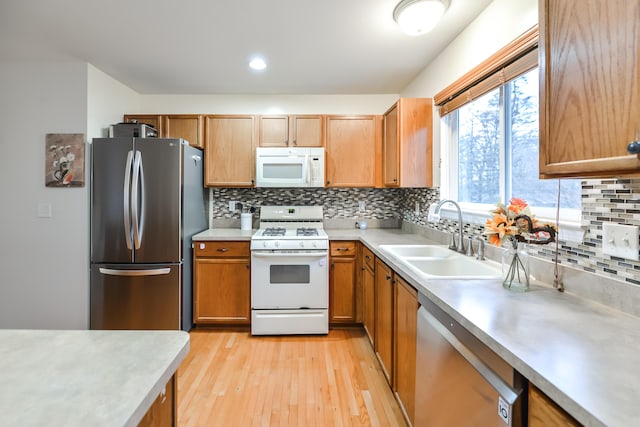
(602, 223, 640, 260)
(358, 201, 365, 212)
(37, 202, 51, 218)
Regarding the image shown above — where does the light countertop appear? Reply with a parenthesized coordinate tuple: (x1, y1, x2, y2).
(0, 330, 189, 427)
(196, 227, 640, 426)
(193, 228, 254, 241)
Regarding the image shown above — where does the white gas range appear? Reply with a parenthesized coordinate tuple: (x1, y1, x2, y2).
(250, 206, 329, 335)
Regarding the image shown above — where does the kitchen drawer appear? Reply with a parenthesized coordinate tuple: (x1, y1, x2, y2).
(330, 241, 357, 257)
(194, 241, 250, 257)
(362, 245, 375, 271)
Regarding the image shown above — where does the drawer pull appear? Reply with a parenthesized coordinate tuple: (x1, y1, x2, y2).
(217, 248, 229, 252)
(336, 247, 350, 251)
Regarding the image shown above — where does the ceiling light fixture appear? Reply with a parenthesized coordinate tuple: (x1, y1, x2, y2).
(393, 0, 450, 36)
(249, 58, 267, 70)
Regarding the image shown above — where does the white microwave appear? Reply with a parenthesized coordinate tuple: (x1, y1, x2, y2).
(256, 147, 325, 187)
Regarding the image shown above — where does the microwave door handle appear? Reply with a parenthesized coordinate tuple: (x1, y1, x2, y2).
(307, 154, 312, 185)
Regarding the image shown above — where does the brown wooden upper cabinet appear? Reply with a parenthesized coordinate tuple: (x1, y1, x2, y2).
(258, 115, 324, 147)
(123, 114, 204, 149)
(539, 0, 640, 178)
(164, 114, 204, 149)
(383, 98, 433, 187)
(123, 114, 163, 133)
(325, 115, 382, 187)
(203, 115, 256, 187)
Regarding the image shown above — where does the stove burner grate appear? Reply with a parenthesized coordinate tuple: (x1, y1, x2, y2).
(262, 227, 286, 237)
(296, 227, 319, 236)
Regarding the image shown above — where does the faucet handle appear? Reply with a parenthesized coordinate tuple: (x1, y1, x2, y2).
(475, 237, 486, 260)
(465, 237, 474, 257)
(448, 232, 457, 251)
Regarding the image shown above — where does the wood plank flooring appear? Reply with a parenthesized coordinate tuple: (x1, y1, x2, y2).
(177, 328, 406, 426)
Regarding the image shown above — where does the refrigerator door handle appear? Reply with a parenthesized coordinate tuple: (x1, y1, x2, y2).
(123, 150, 134, 250)
(131, 150, 145, 250)
(99, 267, 171, 276)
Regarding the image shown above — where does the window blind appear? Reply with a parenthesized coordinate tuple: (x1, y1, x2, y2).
(434, 25, 539, 117)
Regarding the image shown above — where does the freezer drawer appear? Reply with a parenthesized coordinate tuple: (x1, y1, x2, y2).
(415, 296, 525, 426)
(90, 264, 181, 330)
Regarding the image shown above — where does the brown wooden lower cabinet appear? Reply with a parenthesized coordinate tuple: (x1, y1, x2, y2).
(374, 258, 394, 384)
(193, 241, 251, 325)
(394, 275, 418, 426)
(138, 375, 176, 427)
(361, 245, 376, 346)
(329, 241, 357, 324)
(528, 383, 581, 427)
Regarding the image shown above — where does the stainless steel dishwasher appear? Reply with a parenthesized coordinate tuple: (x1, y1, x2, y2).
(415, 294, 526, 426)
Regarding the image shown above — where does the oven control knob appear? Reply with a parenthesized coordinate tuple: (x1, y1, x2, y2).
(312, 241, 317, 247)
(299, 241, 305, 248)
(262, 241, 267, 248)
(275, 241, 280, 248)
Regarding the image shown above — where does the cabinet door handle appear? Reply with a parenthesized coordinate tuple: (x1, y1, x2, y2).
(386, 275, 391, 280)
(627, 140, 640, 155)
(326, 180, 331, 185)
(365, 255, 371, 260)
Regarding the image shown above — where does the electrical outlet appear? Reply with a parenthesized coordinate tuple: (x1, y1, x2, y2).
(415, 201, 420, 215)
(602, 223, 640, 260)
(229, 201, 236, 211)
(358, 201, 365, 212)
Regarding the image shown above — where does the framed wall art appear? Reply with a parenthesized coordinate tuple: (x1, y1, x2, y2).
(45, 133, 85, 187)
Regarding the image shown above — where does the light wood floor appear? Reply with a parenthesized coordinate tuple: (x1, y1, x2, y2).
(177, 328, 406, 426)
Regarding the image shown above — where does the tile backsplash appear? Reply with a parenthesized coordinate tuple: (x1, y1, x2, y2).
(209, 179, 640, 290)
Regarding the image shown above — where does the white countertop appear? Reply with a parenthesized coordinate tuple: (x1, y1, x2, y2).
(0, 330, 189, 427)
(196, 227, 640, 426)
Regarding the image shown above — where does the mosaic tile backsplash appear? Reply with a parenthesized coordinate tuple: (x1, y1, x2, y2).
(209, 179, 640, 288)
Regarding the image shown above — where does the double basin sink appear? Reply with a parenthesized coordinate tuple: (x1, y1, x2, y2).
(378, 244, 501, 280)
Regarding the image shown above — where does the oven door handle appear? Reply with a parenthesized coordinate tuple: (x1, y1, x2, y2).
(251, 251, 327, 258)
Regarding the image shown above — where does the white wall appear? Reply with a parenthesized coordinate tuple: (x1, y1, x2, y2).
(400, 0, 538, 186)
(136, 94, 398, 115)
(0, 61, 89, 328)
(87, 64, 139, 139)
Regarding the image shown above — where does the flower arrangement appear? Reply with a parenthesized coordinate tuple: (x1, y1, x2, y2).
(484, 198, 556, 291)
(484, 197, 556, 248)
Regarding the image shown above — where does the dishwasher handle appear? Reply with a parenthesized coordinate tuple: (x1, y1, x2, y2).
(420, 306, 522, 406)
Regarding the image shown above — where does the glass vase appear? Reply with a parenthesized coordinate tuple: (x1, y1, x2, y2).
(502, 241, 530, 292)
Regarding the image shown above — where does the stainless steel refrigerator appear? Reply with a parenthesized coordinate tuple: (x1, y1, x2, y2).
(90, 137, 207, 331)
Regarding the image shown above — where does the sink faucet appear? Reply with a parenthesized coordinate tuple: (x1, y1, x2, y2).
(434, 199, 465, 254)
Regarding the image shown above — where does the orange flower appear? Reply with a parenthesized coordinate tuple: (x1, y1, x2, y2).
(507, 197, 528, 214)
(487, 233, 502, 246)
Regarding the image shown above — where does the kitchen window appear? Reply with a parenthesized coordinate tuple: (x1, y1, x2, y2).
(435, 28, 581, 236)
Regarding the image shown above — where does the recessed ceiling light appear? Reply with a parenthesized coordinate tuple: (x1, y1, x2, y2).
(249, 58, 267, 70)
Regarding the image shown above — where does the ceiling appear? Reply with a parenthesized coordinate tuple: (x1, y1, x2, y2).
(0, 0, 492, 95)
